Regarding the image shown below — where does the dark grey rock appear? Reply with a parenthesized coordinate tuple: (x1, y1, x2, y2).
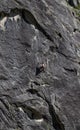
(0, 0, 80, 130)
(66, 0, 80, 7)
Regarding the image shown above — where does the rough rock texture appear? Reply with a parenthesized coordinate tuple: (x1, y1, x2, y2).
(0, 0, 80, 130)
(67, 0, 80, 7)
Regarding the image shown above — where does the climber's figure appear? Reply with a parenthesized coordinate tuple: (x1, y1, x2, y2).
(36, 63, 45, 75)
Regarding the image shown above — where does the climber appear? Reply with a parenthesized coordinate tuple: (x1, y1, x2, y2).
(36, 63, 45, 75)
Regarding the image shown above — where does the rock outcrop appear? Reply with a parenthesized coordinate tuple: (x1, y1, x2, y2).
(67, 0, 80, 7)
(0, 0, 80, 130)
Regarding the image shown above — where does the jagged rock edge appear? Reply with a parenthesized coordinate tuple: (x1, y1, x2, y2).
(0, 8, 53, 42)
(27, 89, 65, 130)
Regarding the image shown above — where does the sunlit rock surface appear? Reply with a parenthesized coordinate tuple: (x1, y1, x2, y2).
(0, 0, 80, 130)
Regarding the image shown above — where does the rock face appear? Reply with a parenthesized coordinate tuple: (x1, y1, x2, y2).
(0, 0, 80, 130)
(67, 0, 80, 7)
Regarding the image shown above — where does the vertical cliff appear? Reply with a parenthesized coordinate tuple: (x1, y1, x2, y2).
(0, 0, 80, 130)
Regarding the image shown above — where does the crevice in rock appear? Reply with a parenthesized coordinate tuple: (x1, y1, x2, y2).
(66, 0, 79, 7)
(67, 0, 75, 7)
(0, 93, 12, 99)
(64, 67, 77, 75)
(25, 106, 43, 120)
(0, 75, 8, 80)
(73, 28, 80, 32)
(27, 89, 38, 94)
(16, 122, 23, 130)
(33, 81, 40, 86)
(27, 88, 65, 130)
(13, 102, 43, 120)
(73, 28, 78, 32)
(22, 9, 53, 42)
(56, 48, 77, 62)
(55, 31, 63, 39)
(57, 49, 69, 58)
(78, 61, 80, 64)
(42, 94, 65, 130)
(57, 49, 80, 64)
(49, 45, 58, 52)
(47, 102, 65, 130)
(49, 43, 69, 58)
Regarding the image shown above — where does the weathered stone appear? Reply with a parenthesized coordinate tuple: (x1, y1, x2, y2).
(0, 0, 80, 130)
(67, 0, 80, 7)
